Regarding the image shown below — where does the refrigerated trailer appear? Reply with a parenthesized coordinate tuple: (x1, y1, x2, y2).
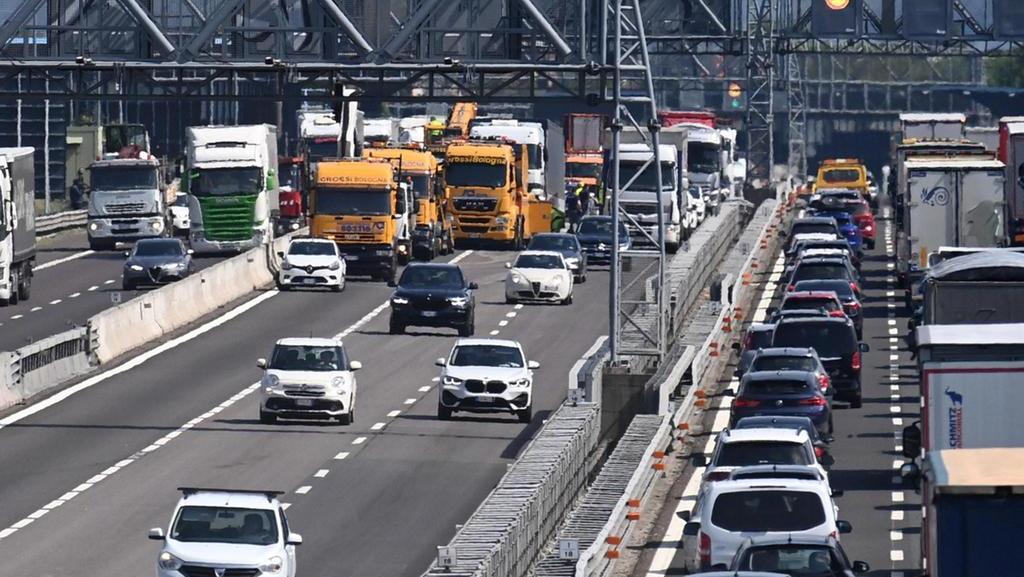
(920, 251, 1024, 326)
(900, 113, 966, 141)
(0, 147, 35, 305)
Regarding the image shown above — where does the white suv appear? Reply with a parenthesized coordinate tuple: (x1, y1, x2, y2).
(277, 238, 346, 292)
(435, 338, 538, 423)
(682, 479, 851, 572)
(149, 488, 302, 577)
(258, 338, 362, 425)
(695, 428, 828, 484)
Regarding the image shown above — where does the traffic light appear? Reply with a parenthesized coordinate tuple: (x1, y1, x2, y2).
(723, 82, 745, 111)
(994, 0, 1024, 39)
(811, 0, 861, 37)
(902, 0, 952, 39)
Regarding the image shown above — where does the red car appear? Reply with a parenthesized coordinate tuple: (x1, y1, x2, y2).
(845, 199, 876, 249)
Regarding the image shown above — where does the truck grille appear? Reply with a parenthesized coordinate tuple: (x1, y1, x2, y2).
(178, 566, 260, 577)
(105, 202, 146, 215)
(459, 217, 491, 224)
(459, 225, 489, 234)
(197, 195, 258, 241)
(453, 197, 498, 212)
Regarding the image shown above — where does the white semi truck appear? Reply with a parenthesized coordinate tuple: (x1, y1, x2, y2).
(0, 147, 36, 305)
(183, 125, 279, 254)
(86, 158, 167, 250)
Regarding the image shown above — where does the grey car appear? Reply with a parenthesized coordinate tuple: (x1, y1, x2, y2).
(527, 233, 587, 283)
(122, 238, 194, 290)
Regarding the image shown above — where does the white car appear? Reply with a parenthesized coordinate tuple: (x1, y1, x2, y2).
(257, 337, 361, 425)
(435, 338, 539, 423)
(169, 193, 190, 236)
(504, 250, 573, 305)
(149, 488, 302, 577)
(683, 479, 850, 572)
(277, 238, 346, 292)
(694, 428, 829, 485)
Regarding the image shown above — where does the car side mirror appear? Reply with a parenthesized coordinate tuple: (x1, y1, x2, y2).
(682, 522, 701, 536)
(435, 358, 447, 367)
(387, 280, 397, 288)
(692, 454, 708, 467)
(124, 251, 131, 258)
(902, 423, 922, 459)
(900, 462, 922, 489)
(721, 389, 736, 397)
(836, 520, 853, 534)
(256, 358, 267, 369)
(349, 361, 362, 371)
(677, 510, 691, 522)
(187, 249, 194, 255)
(527, 360, 540, 369)
(286, 532, 303, 546)
(468, 282, 479, 290)
(148, 527, 166, 540)
(831, 489, 845, 498)
(505, 262, 511, 269)
(277, 251, 284, 258)
(852, 561, 870, 574)
(859, 342, 870, 353)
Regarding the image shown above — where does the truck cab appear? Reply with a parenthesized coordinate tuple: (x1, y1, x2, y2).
(813, 159, 869, 201)
(86, 158, 167, 250)
(680, 124, 724, 220)
(311, 158, 413, 283)
(617, 142, 684, 252)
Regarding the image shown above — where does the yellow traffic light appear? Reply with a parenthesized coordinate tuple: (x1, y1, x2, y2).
(728, 83, 742, 99)
(825, 0, 850, 10)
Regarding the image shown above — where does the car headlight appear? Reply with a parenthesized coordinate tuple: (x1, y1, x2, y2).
(448, 296, 469, 308)
(157, 551, 182, 570)
(391, 296, 409, 305)
(88, 221, 102, 231)
(259, 555, 284, 574)
(265, 374, 280, 387)
(150, 220, 165, 233)
(512, 378, 531, 388)
(442, 375, 463, 386)
(129, 264, 144, 272)
(281, 259, 294, 270)
(597, 243, 607, 250)
(329, 261, 341, 270)
(495, 215, 509, 226)
(510, 274, 524, 285)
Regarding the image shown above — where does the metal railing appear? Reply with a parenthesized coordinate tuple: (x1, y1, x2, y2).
(0, 327, 92, 411)
(37, 209, 87, 235)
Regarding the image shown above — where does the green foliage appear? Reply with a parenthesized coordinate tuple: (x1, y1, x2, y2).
(986, 53, 1024, 88)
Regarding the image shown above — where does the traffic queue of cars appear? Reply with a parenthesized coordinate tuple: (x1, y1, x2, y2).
(682, 181, 875, 576)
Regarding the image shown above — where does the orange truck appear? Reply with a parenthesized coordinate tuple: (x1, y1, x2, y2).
(444, 139, 552, 249)
(812, 158, 870, 201)
(564, 113, 605, 206)
(424, 102, 478, 161)
(364, 145, 454, 260)
(311, 158, 414, 283)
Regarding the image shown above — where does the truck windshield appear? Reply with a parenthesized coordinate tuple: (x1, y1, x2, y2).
(305, 139, 338, 162)
(822, 168, 861, 183)
(688, 142, 721, 174)
(191, 167, 262, 196)
(407, 174, 432, 199)
(315, 188, 391, 216)
(446, 162, 507, 187)
(171, 506, 278, 545)
(566, 162, 602, 179)
(619, 161, 674, 191)
(90, 166, 158, 190)
(526, 144, 542, 170)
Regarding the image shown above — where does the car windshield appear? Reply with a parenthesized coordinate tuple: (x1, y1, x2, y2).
(744, 379, 812, 395)
(529, 235, 578, 252)
(688, 141, 721, 174)
(793, 264, 850, 283)
(815, 213, 852, 226)
(566, 162, 602, 179)
(134, 241, 183, 257)
(270, 344, 348, 371)
(171, 506, 278, 546)
(773, 322, 856, 358)
(794, 281, 855, 299)
(90, 166, 158, 190)
(289, 242, 336, 256)
(445, 161, 507, 187)
(792, 223, 838, 236)
(784, 297, 839, 312)
(190, 167, 262, 196)
(515, 254, 564, 269)
(822, 168, 861, 183)
(752, 357, 818, 373)
(399, 266, 465, 289)
(577, 218, 629, 238)
(711, 490, 826, 532)
(737, 545, 845, 576)
(305, 138, 338, 162)
(451, 344, 524, 368)
(619, 160, 675, 191)
(716, 441, 810, 467)
(315, 188, 391, 216)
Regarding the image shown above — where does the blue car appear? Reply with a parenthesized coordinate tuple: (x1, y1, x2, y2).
(808, 210, 863, 252)
(729, 370, 831, 437)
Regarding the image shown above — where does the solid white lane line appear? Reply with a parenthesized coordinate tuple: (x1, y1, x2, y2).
(314, 469, 329, 478)
(449, 250, 474, 264)
(335, 301, 390, 340)
(35, 250, 96, 271)
(295, 486, 312, 495)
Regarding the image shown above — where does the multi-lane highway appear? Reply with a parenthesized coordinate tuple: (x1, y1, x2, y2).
(0, 230, 224, 351)
(0, 247, 609, 576)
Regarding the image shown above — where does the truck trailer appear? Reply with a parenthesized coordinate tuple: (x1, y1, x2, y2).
(0, 147, 36, 305)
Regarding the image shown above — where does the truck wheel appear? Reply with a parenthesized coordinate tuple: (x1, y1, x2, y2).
(17, 268, 30, 301)
(666, 241, 680, 254)
(8, 270, 19, 305)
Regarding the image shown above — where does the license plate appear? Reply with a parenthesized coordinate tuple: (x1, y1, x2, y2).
(422, 311, 437, 317)
(303, 278, 317, 285)
(295, 399, 314, 407)
(344, 255, 358, 261)
(477, 396, 494, 403)
(470, 233, 482, 238)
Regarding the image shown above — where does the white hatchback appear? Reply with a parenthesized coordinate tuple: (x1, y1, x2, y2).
(504, 250, 573, 305)
(258, 338, 361, 425)
(149, 488, 302, 577)
(277, 238, 346, 291)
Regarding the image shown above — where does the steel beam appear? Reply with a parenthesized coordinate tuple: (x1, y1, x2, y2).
(317, 0, 374, 55)
(513, 0, 573, 57)
(0, 0, 46, 50)
(178, 0, 249, 63)
(116, 0, 178, 56)
(375, 0, 447, 62)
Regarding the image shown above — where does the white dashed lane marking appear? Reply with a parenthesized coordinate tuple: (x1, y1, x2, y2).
(295, 486, 311, 495)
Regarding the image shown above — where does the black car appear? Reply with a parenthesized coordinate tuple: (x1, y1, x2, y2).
(787, 238, 861, 269)
(771, 317, 868, 408)
(574, 215, 630, 265)
(528, 232, 587, 282)
(793, 279, 864, 338)
(786, 256, 861, 294)
(733, 415, 834, 457)
(388, 263, 478, 336)
(735, 323, 776, 378)
(731, 371, 831, 437)
(786, 217, 840, 250)
(122, 238, 194, 290)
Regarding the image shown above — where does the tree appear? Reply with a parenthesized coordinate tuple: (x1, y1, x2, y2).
(986, 52, 1024, 88)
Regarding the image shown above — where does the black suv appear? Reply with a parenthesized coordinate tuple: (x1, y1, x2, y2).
(770, 317, 868, 408)
(388, 263, 478, 336)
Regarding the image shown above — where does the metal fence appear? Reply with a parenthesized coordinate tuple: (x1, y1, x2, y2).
(0, 327, 92, 411)
(37, 209, 87, 235)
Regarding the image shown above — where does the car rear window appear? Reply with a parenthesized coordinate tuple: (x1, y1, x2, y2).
(715, 441, 811, 467)
(792, 264, 849, 283)
(773, 322, 856, 358)
(746, 329, 774, 350)
(732, 470, 820, 482)
(791, 223, 836, 236)
(737, 546, 844, 574)
(783, 297, 839, 312)
(711, 490, 826, 532)
(743, 380, 811, 395)
(793, 281, 855, 299)
(751, 356, 818, 374)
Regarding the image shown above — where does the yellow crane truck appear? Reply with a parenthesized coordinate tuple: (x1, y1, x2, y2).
(364, 145, 454, 260)
(311, 158, 413, 283)
(444, 139, 552, 249)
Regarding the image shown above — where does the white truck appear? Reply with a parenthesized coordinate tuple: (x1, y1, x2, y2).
(616, 141, 685, 253)
(897, 156, 1005, 302)
(363, 118, 400, 146)
(902, 324, 1024, 459)
(677, 123, 727, 219)
(86, 158, 167, 250)
(900, 113, 966, 141)
(999, 122, 1024, 244)
(183, 125, 279, 254)
(469, 119, 547, 197)
(0, 147, 36, 305)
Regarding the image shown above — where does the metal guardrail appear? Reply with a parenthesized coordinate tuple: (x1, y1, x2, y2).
(423, 403, 600, 577)
(0, 327, 92, 411)
(36, 209, 87, 235)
